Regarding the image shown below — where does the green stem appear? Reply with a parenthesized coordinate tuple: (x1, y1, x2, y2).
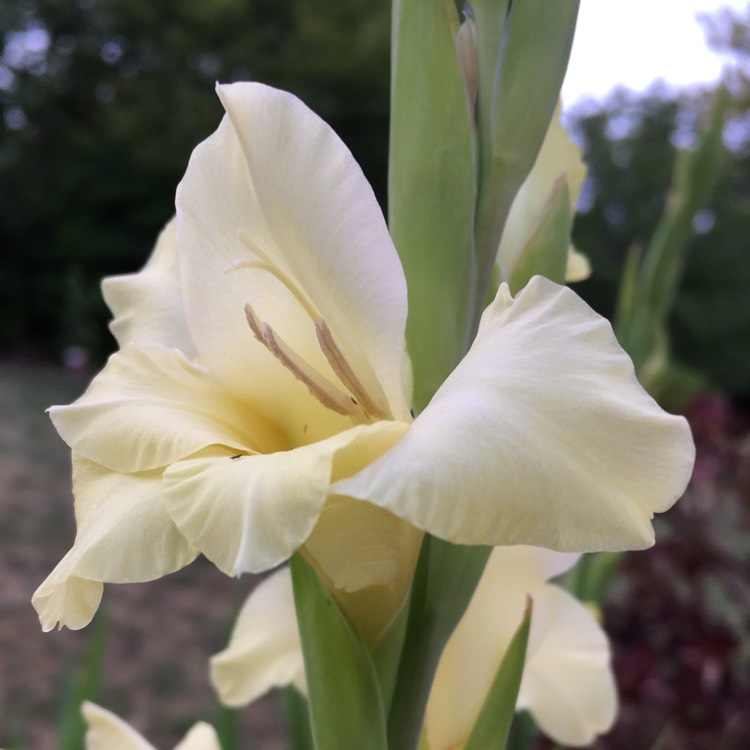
(387, 536, 491, 750)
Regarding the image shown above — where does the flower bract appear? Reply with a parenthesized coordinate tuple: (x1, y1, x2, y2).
(497, 101, 590, 285)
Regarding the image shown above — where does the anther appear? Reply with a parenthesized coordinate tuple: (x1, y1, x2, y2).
(245, 304, 359, 418)
(315, 319, 389, 420)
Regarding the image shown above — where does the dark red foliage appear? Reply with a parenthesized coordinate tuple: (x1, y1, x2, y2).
(596, 395, 750, 750)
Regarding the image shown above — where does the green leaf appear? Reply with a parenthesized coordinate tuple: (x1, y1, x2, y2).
(464, 597, 533, 750)
(389, 0, 478, 411)
(290, 554, 388, 750)
(613, 244, 643, 347)
(371, 582, 412, 713)
(562, 551, 624, 604)
(615, 87, 728, 377)
(387, 537, 491, 750)
(213, 705, 239, 750)
(58, 612, 108, 750)
(505, 711, 538, 750)
(281, 686, 315, 750)
(508, 178, 571, 295)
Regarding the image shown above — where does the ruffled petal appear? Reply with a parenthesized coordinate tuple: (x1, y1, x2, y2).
(497, 103, 586, 282)
(163, 421, 408, 576)
(336, 276, 695, 552)
(32, 553, 104, 632)
(81, 701, 155, 750)
(50, 344, 285, 474)
(175, 82, 411, 434)
(102, 219, 195, 355)
(518, 585, 617, 747)
(210, 568, 305, 707)
(32, 455, 198, 631)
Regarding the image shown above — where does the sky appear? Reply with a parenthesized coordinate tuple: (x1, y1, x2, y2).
(562, 0, 748, 104)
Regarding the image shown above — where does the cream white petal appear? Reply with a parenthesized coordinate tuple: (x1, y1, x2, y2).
(528, 545, 581, 581)
(50, 344, 285, 474)
(565, 246, 591, 283)
(305, 423, 423, 597)
(175, 82, 411, 434)
(32, 455, 198, 631)
(305, 495, 422, 594)
(173, 724, 222, 750)
(32, 557, 103, 632)
(163, 421, 408, 576)
(425, 550, 532, 750)
(82, 702, 220, 750)
(81, 701, 155, 750)
(497, 103, 586, 282)
(304, 495, 422, 644)
(518, 585, 617, 747)
(102, 219, 195, 355)
(210, 568, 305, 707)
(336, 276, 695, 552)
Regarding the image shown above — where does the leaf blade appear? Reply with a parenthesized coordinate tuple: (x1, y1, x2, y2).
(290, 554, 388, 750)
(464, 597, 533, 750)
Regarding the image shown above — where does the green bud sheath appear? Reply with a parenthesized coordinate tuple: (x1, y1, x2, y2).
(389, 0, 478, 411)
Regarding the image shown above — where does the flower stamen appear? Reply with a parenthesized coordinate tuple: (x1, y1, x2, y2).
(245, 304, 360, 418)
(315, 318, 390, 420)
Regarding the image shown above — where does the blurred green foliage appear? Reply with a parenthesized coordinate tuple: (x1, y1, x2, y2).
(571, 85, 750, 399)
(615, 87, 727, 409)
(0, 0, 391, 363)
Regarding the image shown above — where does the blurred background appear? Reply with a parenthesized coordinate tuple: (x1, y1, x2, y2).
(1, 1, 749, 748)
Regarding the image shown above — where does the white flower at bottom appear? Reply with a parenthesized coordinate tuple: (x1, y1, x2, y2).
(210, 547, 616, 748)
(81, 701, 220, 750)
(210, 570, 306, 707)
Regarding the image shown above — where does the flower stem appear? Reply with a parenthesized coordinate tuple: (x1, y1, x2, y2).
(386, 536, 491, 750)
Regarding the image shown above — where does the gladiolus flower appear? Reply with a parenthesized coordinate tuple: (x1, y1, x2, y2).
(34, 82, 693, 633)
